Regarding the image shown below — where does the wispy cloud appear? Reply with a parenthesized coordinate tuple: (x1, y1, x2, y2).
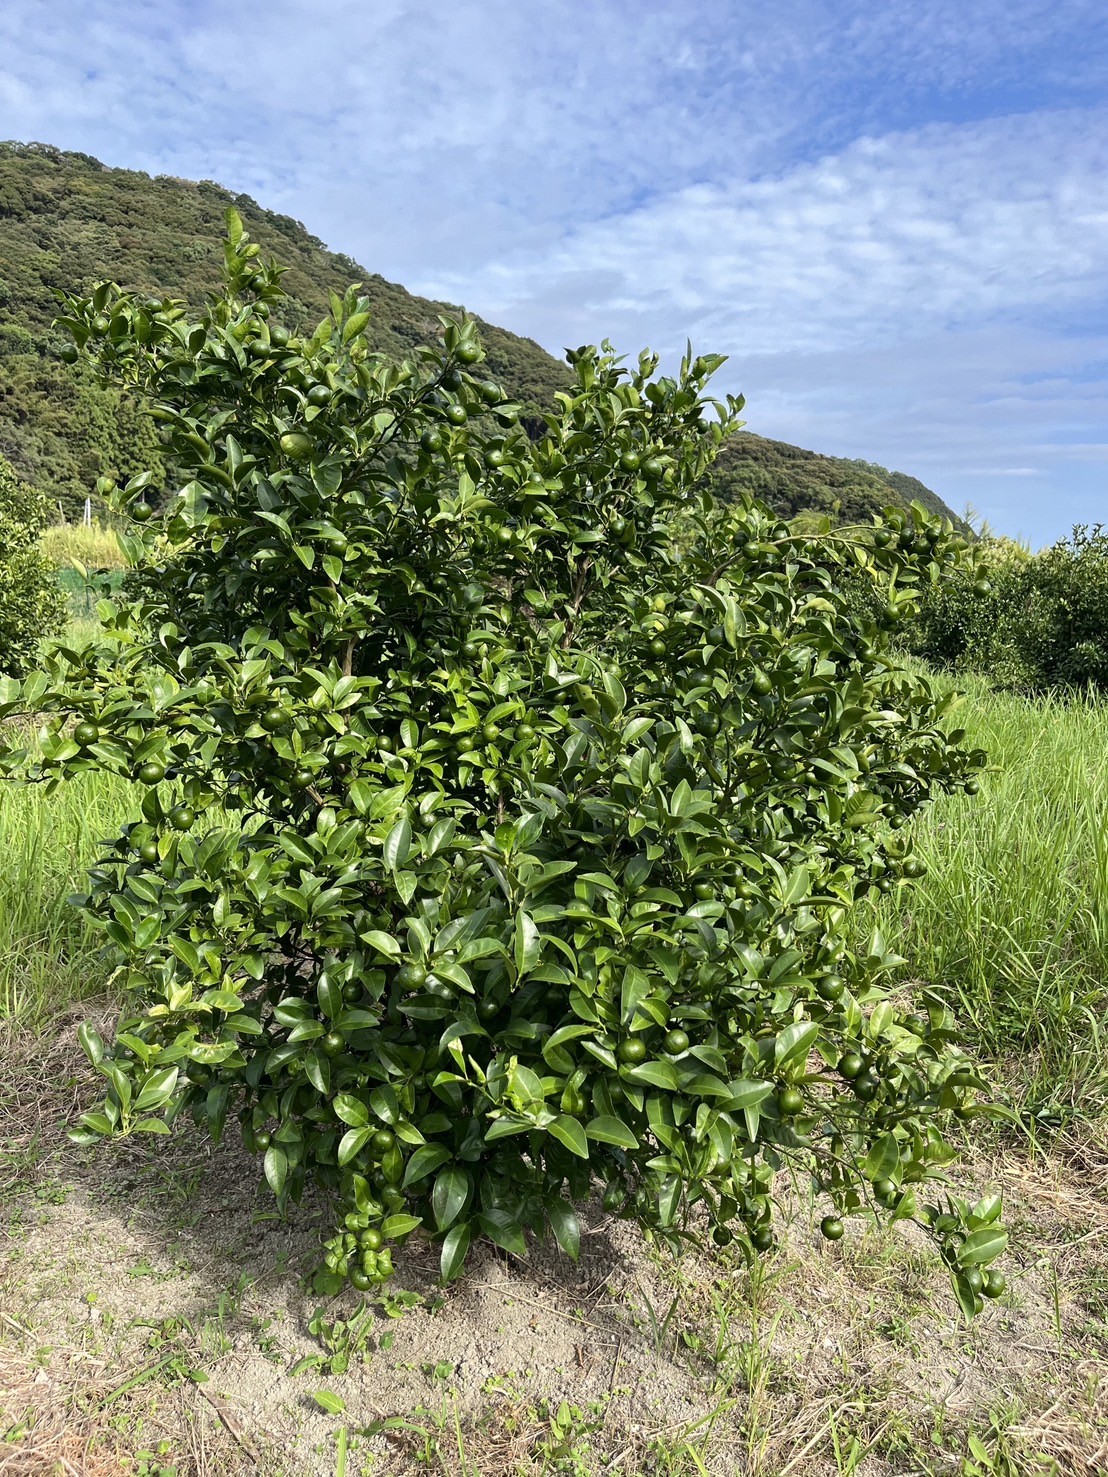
(0, 0, 1106, 542)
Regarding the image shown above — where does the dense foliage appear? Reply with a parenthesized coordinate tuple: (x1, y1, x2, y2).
(0, 141, 959, 529)
(0, 454, 65, 675)
(907, 528, 1108, 693)
(715, 433, 963, 530)
(0, 217, 1005, 1312)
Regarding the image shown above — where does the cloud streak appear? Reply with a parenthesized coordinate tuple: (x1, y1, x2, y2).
(0, 0, 1107, 542)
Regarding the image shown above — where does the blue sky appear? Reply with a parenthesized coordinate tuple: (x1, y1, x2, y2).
(2, 0, 1107, 545)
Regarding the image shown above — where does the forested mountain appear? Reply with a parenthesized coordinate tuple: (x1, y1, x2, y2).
(0, 140, 959, 526)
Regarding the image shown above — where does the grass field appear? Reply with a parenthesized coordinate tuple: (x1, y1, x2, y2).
(1, 661, 1107, 1473)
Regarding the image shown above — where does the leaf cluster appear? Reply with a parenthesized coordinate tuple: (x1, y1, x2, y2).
(0, 215, 1003, 1305)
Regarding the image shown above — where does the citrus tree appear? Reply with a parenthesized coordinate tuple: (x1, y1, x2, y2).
(0, 453, 65, 676)
(0, 214, 1006, 1314)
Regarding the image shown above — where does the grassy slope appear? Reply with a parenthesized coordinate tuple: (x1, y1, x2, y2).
(0, 140, 959, 526)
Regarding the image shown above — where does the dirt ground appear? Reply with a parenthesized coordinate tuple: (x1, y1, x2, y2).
(1, 1015, 1106, 1477)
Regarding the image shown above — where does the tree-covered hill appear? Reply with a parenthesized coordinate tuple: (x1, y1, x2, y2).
(0, 140, 959, 526)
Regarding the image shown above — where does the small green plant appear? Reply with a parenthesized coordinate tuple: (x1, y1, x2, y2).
(291, 1301, 376, 1377)
(1, 211, 1006, 1310)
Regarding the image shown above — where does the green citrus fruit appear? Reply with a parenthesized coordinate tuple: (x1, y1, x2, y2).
(279, 431, 313, 460)
(446, 404, 468, 426)
(456, 343, 481, 364)
(137, 761, 165, 785)
(254, 1129, 271, 1151)
(815, 974, 845, 1002)
(169, 805, 195, 831)
(983, 1269, 1006, 1299)
(131, 502, 153, 522)
(618, 1038, 648, 1065)
(138, 840, 160, 864)
(260, 706, 288, 733)
(371, 1128, 396, 1156)
(820, 1215, 845, 1241)
(396, 963, 427, 991)
(777, 1086, 804, 1117)
(663, 1029, 690, 1055)
(73, 722, 99, 747)
(320, 1031, 344, 1057)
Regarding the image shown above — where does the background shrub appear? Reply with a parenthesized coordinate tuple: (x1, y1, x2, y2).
(0, 454, 65, 676)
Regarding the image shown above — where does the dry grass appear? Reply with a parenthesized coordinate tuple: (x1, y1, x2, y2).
(39, 525, 128, 573)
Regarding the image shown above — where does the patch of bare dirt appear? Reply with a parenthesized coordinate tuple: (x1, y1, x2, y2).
(2, 1017, 1107, 1475)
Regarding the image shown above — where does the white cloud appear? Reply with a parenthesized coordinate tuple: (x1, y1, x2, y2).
(0, 0, 1107, 543)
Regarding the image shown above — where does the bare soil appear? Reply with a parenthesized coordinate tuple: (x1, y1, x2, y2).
(1, 1014, 1106, 1476)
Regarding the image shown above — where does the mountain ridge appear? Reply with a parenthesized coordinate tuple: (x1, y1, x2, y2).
(0, 140, 959, 527)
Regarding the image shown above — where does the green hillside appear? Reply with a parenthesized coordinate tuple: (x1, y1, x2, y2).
(0, 140, 959, 526)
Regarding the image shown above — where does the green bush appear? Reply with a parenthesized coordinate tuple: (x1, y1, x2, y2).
(906, 529, 1108, 693)
(1016, 526, 1108, 689)
(0, 214, 1006, 1314)
(904, 537, 1032, 685)
(0, 455, 65, 676)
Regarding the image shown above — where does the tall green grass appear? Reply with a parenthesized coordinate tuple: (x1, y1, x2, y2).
(0, 763, 130, 1026)
(862, 673, 1108, 1123)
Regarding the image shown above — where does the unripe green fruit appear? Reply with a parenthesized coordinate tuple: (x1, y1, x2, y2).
(260, 706, 288, 733)
(73, 722, 99, 747)
(371, 1128, 396, 1156)
(456, 342, 481, 364)
(307, 384, 331, 406)
(320, 1031, 344, 1056)
(618, 1038, 648, 1065)
(131, 502, 153, 523)
(169, 805, 195, 831)
(820, 1215, 845, 1241)
(446, 404, 468, 426)
(137, 761, 165, 785)
(983, 1269, 1006, 1299)
(777, 1086, 804, 1117)
(712, 1225, 733, 1247)
(963, 1266, 985, 1294)
(663, 1028, 690, 1055)
(421, 429, 445, 453)
(279, 432, 313, 460)
(60, 343, 79, 364)
(815, 974, 844, 1002)
(853, 1072, 880, 1101)
(396, 963, 427, 991)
